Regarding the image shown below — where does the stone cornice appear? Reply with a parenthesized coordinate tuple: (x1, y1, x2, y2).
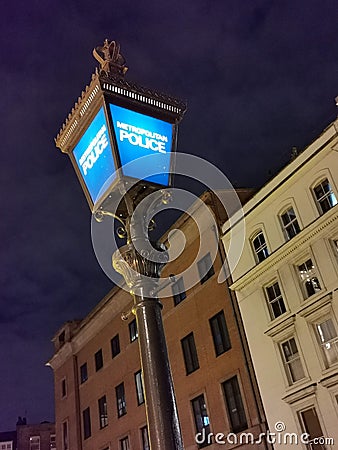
(231, 206, 338, 292)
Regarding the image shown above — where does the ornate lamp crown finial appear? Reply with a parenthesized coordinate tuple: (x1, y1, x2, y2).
(93, 39, 128, 77)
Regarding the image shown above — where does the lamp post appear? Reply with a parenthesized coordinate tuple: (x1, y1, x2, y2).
(55, 40, 186, 450)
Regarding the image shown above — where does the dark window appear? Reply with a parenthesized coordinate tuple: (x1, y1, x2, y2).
(98, 395, 108, 428)
(116, 382, 127, 417)
(298, 259, 321, 298)
(197, 253, 215, 284)
(95, 349, 103, 371)
(313, 178, 337, 214)
(62, 421, 68, 450)
(172, 277, 186, 306)
(135, 370, 145, 405)
(298, 407, 325, 449)
(191, 394, 211, 448)
(280, 207, 301, 240)
(82, 407, 91, 440)
(120, 437, 129, 450)
(252, 231, 269, 262)
(111, 334, 120, 358)
(222, 376, 248, 433)
(59, 330, 65, 346)
(129, 319, 138, 342)
(80, 363, 88, 384)
(209, 311, 231, 356)
(141, 426, 150, 450)
(181, 332, 199, 374)
(61, 378, 67, 398)
(266, 282, 287, 319)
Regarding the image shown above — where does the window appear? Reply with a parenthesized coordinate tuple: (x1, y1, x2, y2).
(315, 318, 338, 367)
(181, 332, 199, 374)
(80, 362, 88, 383)
(280, 207, 300, 240)
(298, 258, 321, 298)
(313, 178, 337, 214)
(120, 437, 129, 450)
(280, 338, 305, 384)
(61, 378, 67, 398)
(298, 407, 325, 449)
(29, 436, 40, 450)
(191, 394, 211, 448)
(116, 382, 127, 417)
(222, 376, 248, 433)
(129, 319, 138, 342)
(62, 421, 68, 450)
(197, 253, 215, 284)
(251, 231, 269, 262)
(50, 434, 56, 450)
(141, 426, 150, 450)
(95, 349, 104, 371)
(172, 277, 186, 306)
(98, 395, 108, 428)
(111, 334, 120, 358)
(209, 311, 231, 356)
(265, 282, 286, 319)
(83, 407, 91, 439)
(135, 370, 145, 405)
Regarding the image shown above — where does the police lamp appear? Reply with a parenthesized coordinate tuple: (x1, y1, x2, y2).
(55, 40, 186, 214)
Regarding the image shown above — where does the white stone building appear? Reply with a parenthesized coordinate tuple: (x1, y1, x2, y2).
(222, 116, 338, 449)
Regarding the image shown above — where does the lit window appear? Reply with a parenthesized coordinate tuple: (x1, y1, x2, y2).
(172, 277, 186, 306)
(298, 407, 325, 449)
(50, 434, 56, 450)
(297, 259, 321, 298)
(129, 319, 138, 342)
(315, 318, 338, 367)
(191, 394, 210, 448)
(116, 382, 127, 417)
(251, 231, 269, 262)
(265, 282, 286, 319)
(280, 337, 305, 384)
(181, 332, 199, 374)
(29, 436, 40, 450)
(209, 311, 231, 356)
(135, 370, 145, 405)
(313, 178, 337, 214)
(222, 376, 248, 433)
(120, 437, 129, 450)
(94, 349, 103, 371)
(280, 207, 300, 240)
(197, 253, 215, 284)
(98, 395, 108, 428)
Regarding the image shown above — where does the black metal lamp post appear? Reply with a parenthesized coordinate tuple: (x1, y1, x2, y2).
(55, 40, 186, 450)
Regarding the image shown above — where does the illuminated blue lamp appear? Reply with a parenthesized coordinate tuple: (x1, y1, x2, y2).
(70, 103, 175, 210)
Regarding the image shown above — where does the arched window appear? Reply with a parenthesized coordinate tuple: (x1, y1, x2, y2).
(251, 230, 269, 263)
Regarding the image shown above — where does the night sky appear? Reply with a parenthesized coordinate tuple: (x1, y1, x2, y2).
(1, 0, 337, 430)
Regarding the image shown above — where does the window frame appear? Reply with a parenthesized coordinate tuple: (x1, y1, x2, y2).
(62, 420, 69, 450)
(314, 316, 338, 368)
(140, 426, 150, 450)
(129, 318, 138, 343)
(222, 376, 248, 433)
(312, 177, 337, 215)
(80, 362, 88, 384)
(279, 206, 301, 240)
(209, 310, 231, 356)
(116, 382, 127, 418)
(297, 405, 326, 449)
(82, 407, 92, 440)
(191, 394, 211, 448)
(297, 257, 322, 299)
(197, 253, 215, 284)
(29, 436, 40, 450)
(172, 277, 187, 306)
(98, 394, 108, 429)
(280, 337, 306, 385)
(251, 230, 269, 263)
(265, 281, 287, 320)
(94, 348, 104, 372)
(135, 370, 145, 405)
(120, 436, 130, 450)
(181, 332, 199, 375)
(111, 334, 120, 358)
